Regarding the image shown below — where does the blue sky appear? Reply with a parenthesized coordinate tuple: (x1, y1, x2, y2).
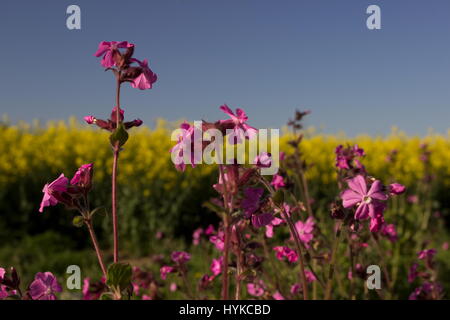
(1, 0, 449, 136)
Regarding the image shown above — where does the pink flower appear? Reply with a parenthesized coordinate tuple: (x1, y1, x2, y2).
(171, 251, 191, 265)
(273, 246, 298, 263)
(205, 225, 216, 235)
(160, 266, 174, 280)
(0, 267, 4, 280)
(170, 122, 198, 172)
(389, 183, 406, 195)
(381, 223, 398, 242)
(272, 291, 285, 300)
(210, 257, 223, 276)
(29, 272, 62, 300)
(294, 217, 315, 248)
(84, 116, 95, 124)
(219, 105, 258, 144)
(442, 242, 449, 251)
(142, 294, 152, 300)
(304, 270, 317, 283)
(341, 175, 388, 220)
(94, 41, 133, 68)
(242, 188, 263, 218)
(369, 213, 385, 232)
(254, 152, 272, 168)
(407, 195, 418, 204)
(418, 249, 436, 261)
(290, 283, 301, 295)
(71, 163, 93, 189)
(247, 280, 265, 297)
(39, 174, 69, 213)
(130, 58, 157, 90)
(265, 217, 283, 238)
(170, 282, 177, 292)
(271, 174, 286, 190)
(209, 232, 225, 251)
(192, 228, 203, 246)
(82, 277, 106, 300)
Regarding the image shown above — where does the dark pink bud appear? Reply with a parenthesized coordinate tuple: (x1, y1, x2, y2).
(389, 183, 406, 195)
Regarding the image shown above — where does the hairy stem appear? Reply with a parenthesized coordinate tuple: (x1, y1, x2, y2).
(325, 221, 342, 300)
(219, 165, 231, 300)
(112, 79, 122, 263)
(85, 218, 107, 277)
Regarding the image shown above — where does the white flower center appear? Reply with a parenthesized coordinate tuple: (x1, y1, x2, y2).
(363, 195, 372, 204)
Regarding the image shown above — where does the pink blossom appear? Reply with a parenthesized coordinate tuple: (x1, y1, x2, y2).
(29, 272, 62, 300)
(170, 122, 198, 172)
(279, 151, 286, 161)
(265, 217, 283, 238)
(130, 58, 158, 90)
(407, 195, 418, 204)
(442, 242, 449, 251)
(304, 270, 317, 283)
(84, 116, 95, 124)
(210, 257, 223, 276)
(0, 267, 4, 280)
(381, 223, 398, 242)
(205, 225, 216, 235)
(418, 249, 436, 261)
(171, 251, 191, 265)
(39, 174, 69, 213)
(290, 283, 301, 295)
(142, 294, 152, 300)
(271, 174, 286, 190)
(94, 41, 133, 68)
(273, 246, 298, 263)
(294, 217, 315, 248)
(254, 152, 272, 168)
(71, 163, 93, 188)
(192, 228, 203, 245)
(389, 183, 406, 195)
(247, 280, 265, 297)
(272, 291, 285, 300)
(209, 233, 225, 251)
(160, 266, 175, 280)
(169, 282, 177, 292)
(219, 105, 258, 144)
(369, 213, 385, 232)
(341, 175, 388, 220)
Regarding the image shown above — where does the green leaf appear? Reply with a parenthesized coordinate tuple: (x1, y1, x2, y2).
(203, 201, 225, 215)
(106, 263, 132, 291)
(72, 216, 84, 228)
(109, 123, 129, 147)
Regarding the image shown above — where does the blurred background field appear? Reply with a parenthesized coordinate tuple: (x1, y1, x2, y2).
(0, 118, 449, 298)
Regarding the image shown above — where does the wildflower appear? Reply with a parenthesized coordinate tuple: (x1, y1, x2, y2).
(369, 213, 385, 232)
(271, 174, 286, 190)
(442, 242, 449, 251)
(71, 163, 93, 190)
(341, 175, 388, 220)
(170, 283, 177, 292)
(247, 280, 265, 297)
(409, 282, 442, 300)
(142, 295, 152, 300)
(192, 228, 203, 245)
(418, 249, 436, 261)
(0, 267, 4, 280)
(305, 270, 317, 283)
(273, 246, 298, 263)
(82, 277, 107, 300)
(219, 105, 257, 144)
(254, 152, 272, 168)
(29, 272, 62, 300)
(294, 217, 315, 248)
(39, 174, 69, 213)
(265, 217, 284, 238)
(130, 58, 158, 90)
(389, 183, 406, 195)
(272, 291, 285, 300)
(209, 231, 225, 251)
(241, 188, 263, 217)
(170, 122, 198, 172)
(84, 116, 95, 124)
(160, 266, 175, 280)
(290, 283, 301, 295)
(171, 251, 191, 265)
(210, 257, 223, 276)
(94, 41, 133, 68)
(381, 223, 398, 242)
(407, 195, 419, 204)
(205, 225, 216, 235)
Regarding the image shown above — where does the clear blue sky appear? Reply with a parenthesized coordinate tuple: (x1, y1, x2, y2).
(1, 0, 449, 136)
